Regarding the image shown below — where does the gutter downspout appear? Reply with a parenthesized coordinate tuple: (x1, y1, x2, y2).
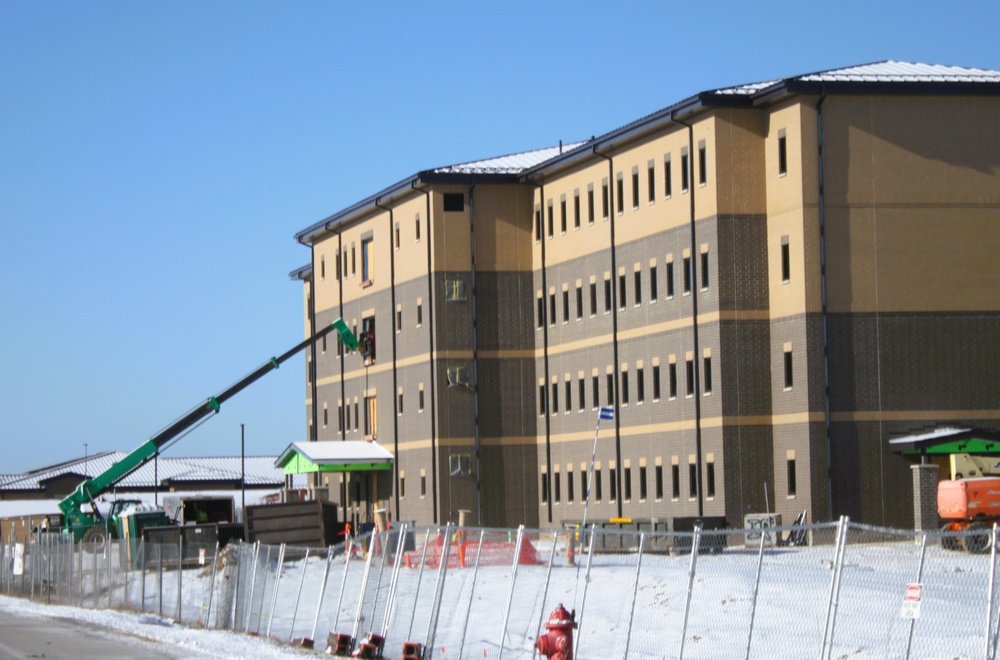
(331, 227, 348, 525)
(467, 185, 483, 525)
(593, 148, 624, 519)
(672, 114, 704, 517)
(375, 198, 401, 523)
(536, 183, 553, 524)
(816, 90, 833, 520)
(309, 242, 319, 443)
(413, 182, 440, 524)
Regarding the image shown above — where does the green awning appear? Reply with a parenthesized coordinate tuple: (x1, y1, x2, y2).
(274, 441, 394, 475)
(889, 428, 1000, 456)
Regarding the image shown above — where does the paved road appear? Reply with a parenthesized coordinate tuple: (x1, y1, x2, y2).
(0, 608, 195, 659)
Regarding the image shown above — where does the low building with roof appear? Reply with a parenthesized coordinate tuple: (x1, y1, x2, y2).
(291, 61, 1000, 531)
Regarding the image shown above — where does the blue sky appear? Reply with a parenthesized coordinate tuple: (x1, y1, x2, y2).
(2, 1, 998, 475)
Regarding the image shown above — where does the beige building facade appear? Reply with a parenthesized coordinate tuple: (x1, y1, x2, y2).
(293, 61, 1000, 530)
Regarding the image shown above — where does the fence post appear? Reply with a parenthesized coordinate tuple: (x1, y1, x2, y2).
(497, 524, 525, 660)
(176, 534, 183, 623)
(531, 529, 560, 660)
(986, 524, 999, 660)
(253, 544, 273, 635)
(457, 529, 486, 659)
(424, 523, 454, 660)
(305, 546, 335, 645)
(745, 522, 768, 660)
(406, 528, 434, 641)
(205, 541, 220, 629)
(623, 532, 646, 659)
(352, 534, 379, 643)
(820, 515, 850, 660)
(244, 541, 261, 633)
(904, 533, 928, 660)
(573, 524, 598, 660)
(381, 523, 410, 638)
(266, 543, 287, 638)
(678, 524, 703, 660)
(332, 537, 356, 633)
(288, 546, 310, 642)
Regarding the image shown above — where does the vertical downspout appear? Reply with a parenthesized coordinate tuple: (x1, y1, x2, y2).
(467, 185, 483, 524)
(594, 149, 624, 519)
(309, 242, 319, 443)
(413, 183, 440, 524)
(536, 183, 553, 524)
(375, 199, 401, 523)
(816, 90, 833, 519)
(335, 228, 347, 525)
(673, 114, 704, 517)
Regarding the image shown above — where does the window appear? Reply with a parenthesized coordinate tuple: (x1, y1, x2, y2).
(351, 245, 356, 276)
(631, 168, 639, 209)
(342, 248, 348, 277)
(689, 463, 698, 498)
(443, 192, 464, 212)
(653, 365, 661, 400)
(554, 472, 561, 503)
(361, 316, 376, 364)
(706, 460, 716, 498)
(549, 293, 556, 327)
(396, 307, 403, 332)
(421, 473, 427, 498)
(683, 256, 692, 294)
(589, 281, 597, 316)
(784, 349, 794, 389)
(323, 404, 328, 427)
(576, 285, 583, 320)
(573, 191, 581, 229)
(581, 470, 588, 501)
(592, 375, 599, 409)
(698, 140, 707, 186)
(338, 403, 345, 432)
(634, 270, 642, 306)
(320, 256, 326, 280)
(647, 161, 656, 203)
(562, 290, 570, 323)
(624, 467, 632, 501)
(541, 473, 549, 503)
(563, 380, 572, 413)
(669, 363, 677, 399)
(621, 369, 629, 405)
(417, 302, 423, 326)
(681, 149, 690, 192)
(537, 296, 544, 329)
(535, 208, 542, 241)
(671, 464, 680, 499)
(551, 382, 559, 414)
(336, 252, 342, 280)
(664, 155, 672, 197)
(567, 468, 574, 502)
(686, 359, 695, 397)
(616, 174, 624, 215)
(606, 373, 614, 406)
(781, 237, 790, 283)
(609, 469, 618, 501)
(787, 458, 797, 496)
(618, 274, 626, 311)
(394, 222, 400, 250)
(345, 402, 350, 430)
(578, 377, 585, 411)
(604, 277, 612, 313)
(354, 402, 359, 430)
(415, 214, 421, 242)
(666, 261, 675, 298)
(639, 466, 648, 500)
(778, 129, 787, 176)
(418, 386, 425, 411)
(655, 465, 663, 500)
(539, 384, 546, 415)
(445, 278, 466, 301)
(560, 196, 567, 234)
(547, 202, 554, 238)
(400, 474, 405, 499)
(637, 367, 645, 403)
(363, 396, 377, 439)
(587, 186, 595, 224)
(650, 264, 658, 300)
(701, 251, 709, 290)
(602, 180, 610, 218)
(397, 391, 403, 415)
(595, 470, 603, 501)
(703, 356, 712, 394)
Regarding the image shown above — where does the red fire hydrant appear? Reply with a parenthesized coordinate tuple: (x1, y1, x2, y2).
(535, 604, 577, 660)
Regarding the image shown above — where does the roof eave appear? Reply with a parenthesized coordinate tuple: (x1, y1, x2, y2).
(753, 79, 1000, 106)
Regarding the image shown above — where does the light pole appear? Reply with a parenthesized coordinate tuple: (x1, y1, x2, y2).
(241, 423, 245, 511)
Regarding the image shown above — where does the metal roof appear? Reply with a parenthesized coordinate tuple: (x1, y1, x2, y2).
(275, 441, 394, 468)
(0, 452, 297, 491)
(432, 143, 586, 175)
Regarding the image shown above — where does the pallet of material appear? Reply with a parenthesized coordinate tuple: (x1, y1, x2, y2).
(243, 500, 342, 547)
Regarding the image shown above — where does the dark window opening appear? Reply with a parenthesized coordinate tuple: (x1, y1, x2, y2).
(565, 380, 572, 413)
(683, 257, 692, 294)
(698, 143, 707, 185)
(671, 464, 680, 499)
(609, 469, 618, 501)
(606, 373, 614, 406)
(681, 152, 690, 192)
(634, 271, 642, 306)
(669, 363, 677, 398)
(703, 356, 712, 394)
(653, 365, 661, 400)
(706, 461, 716, 498)
(588, 189, 595, 224)
(647, 164, 656, 203)
(541, 473, 549, 503)
(604, 278, 612, 313)
(576, 286, 583, 320)
(551, 383, 559, 414)
(595, 470, 603, 501)
(787, 459, 797, 496)
(655, 465, 663, 500)
(592, 375, 600, 409)
(443, 193, 464, 212)
(688, 463, 698, 498)
(624, 467, 632, 501)
(562, 290, 570, 323)
(574, 194, 581, 229)
(547, 204, 554, 238)
(784, 350, 794, 389)
(778, 134, 788, 176)
(602, 183, 609, 218)
(560, 199, 567, 233)
(535, 209, 542, 241)
(554, 473, 561, 503)
(686, 359, 695, 396)
(631, 171, 640, 208)
(568, 469, 575, 501)
(701, 252, 709, 290)
(667, 262, 675, 297)
(618, 274, 626, 310)
(664, 158, 672, 197)
(621, 370, 629, 405)
(637, 367, 645, 403)
(539, 385, 546, 415)
(781, 241, 791, 282)
(549, 293, 556, 327)
(590, 282, 597, 316)
(616, 177, 624, 214)
(639, 467, 648, 501)
(537, 297, 545, 329)
(650, 265, 658, 300)
(578, 378, 585, 411)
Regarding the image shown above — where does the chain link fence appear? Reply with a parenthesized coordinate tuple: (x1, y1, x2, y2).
(3, 519, 1000, 658)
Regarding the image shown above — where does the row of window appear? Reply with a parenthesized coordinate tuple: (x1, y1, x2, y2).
(535, 143, 709, 241)
(537, 253, 709, 329)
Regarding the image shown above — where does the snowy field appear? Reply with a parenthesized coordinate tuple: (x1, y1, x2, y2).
(3, 522, 1000, 659)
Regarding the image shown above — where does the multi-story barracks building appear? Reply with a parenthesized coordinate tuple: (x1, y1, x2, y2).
(290, 61, 1000, 532)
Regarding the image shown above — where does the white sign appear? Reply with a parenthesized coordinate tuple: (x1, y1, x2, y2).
(12, 543, 24, 576)
(199, 548, 206, 566)
(900, 583, 923, 619)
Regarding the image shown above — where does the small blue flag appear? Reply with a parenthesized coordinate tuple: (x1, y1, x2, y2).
(599, 406, 615, 421)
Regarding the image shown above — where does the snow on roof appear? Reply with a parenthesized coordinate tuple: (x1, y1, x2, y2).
(432, 143, 587, 175)
(275, 441, 394, 468)
(0, 453, 294, 491)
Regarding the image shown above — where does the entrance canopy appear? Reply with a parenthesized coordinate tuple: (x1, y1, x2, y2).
(275, 441, 394, 475)
(889, 427, 1000, 457)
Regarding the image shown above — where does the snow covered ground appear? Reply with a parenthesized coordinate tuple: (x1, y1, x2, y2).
(2, 523, 999, 659)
